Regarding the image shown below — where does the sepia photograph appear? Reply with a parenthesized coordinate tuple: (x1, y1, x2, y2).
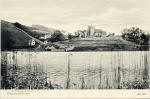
(1, 0, 150, 98)
(1, 52, 150, 89)
(1, 0, 150, 52)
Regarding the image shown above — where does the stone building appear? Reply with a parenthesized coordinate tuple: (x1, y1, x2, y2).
(75, 26, 107, 38)
(87, 26, 95, 37)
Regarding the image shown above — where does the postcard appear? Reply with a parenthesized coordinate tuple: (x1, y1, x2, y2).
(1, 0, 150, 99)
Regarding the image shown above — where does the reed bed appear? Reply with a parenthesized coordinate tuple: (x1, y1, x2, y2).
(1, 51, 150, 89)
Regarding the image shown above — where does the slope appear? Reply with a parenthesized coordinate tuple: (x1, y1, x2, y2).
(1, 20, 43, 50)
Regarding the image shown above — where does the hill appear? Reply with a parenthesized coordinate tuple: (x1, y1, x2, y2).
(1, 20, 32, 50)
(32, 25, 56, 34)
(1, 20, 44, 50)
(53, 37, 139, 51)
(13, 22, 54, 39)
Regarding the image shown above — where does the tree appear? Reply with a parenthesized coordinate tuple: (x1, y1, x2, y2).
(121, 27, 149, 45)
(48, 30, 65, 42)
(68, 33, 73, 39)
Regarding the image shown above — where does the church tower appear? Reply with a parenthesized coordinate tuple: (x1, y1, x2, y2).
(87, 26, 95, 37)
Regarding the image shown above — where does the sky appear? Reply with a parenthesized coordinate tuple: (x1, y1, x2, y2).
(1, 0, 150, 34)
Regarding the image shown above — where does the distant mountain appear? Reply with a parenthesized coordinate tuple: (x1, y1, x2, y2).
(32, 25, 70, 35)
(13, 22, 69, 39)
(1, 20, 34, 50)
(13, 22, 53, 38)
(32, 25, 56, 34)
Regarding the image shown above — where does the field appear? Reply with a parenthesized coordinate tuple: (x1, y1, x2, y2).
(1, 51, 150, 89)
(54, 37, 146, 51)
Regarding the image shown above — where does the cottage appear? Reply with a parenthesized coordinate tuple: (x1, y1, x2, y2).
(65, 45, 74, 52)
(45, 46, 56, 51)
(39, 34, 51, 40)
(44, 41, 48, 45)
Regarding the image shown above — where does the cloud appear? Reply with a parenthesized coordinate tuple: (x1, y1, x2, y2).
(67, 7, 150, 34)
(76, 7, 150, 25)
(2, 0, 150, 34)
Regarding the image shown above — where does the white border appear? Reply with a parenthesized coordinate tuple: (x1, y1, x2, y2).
(0, 90, 150, 99)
